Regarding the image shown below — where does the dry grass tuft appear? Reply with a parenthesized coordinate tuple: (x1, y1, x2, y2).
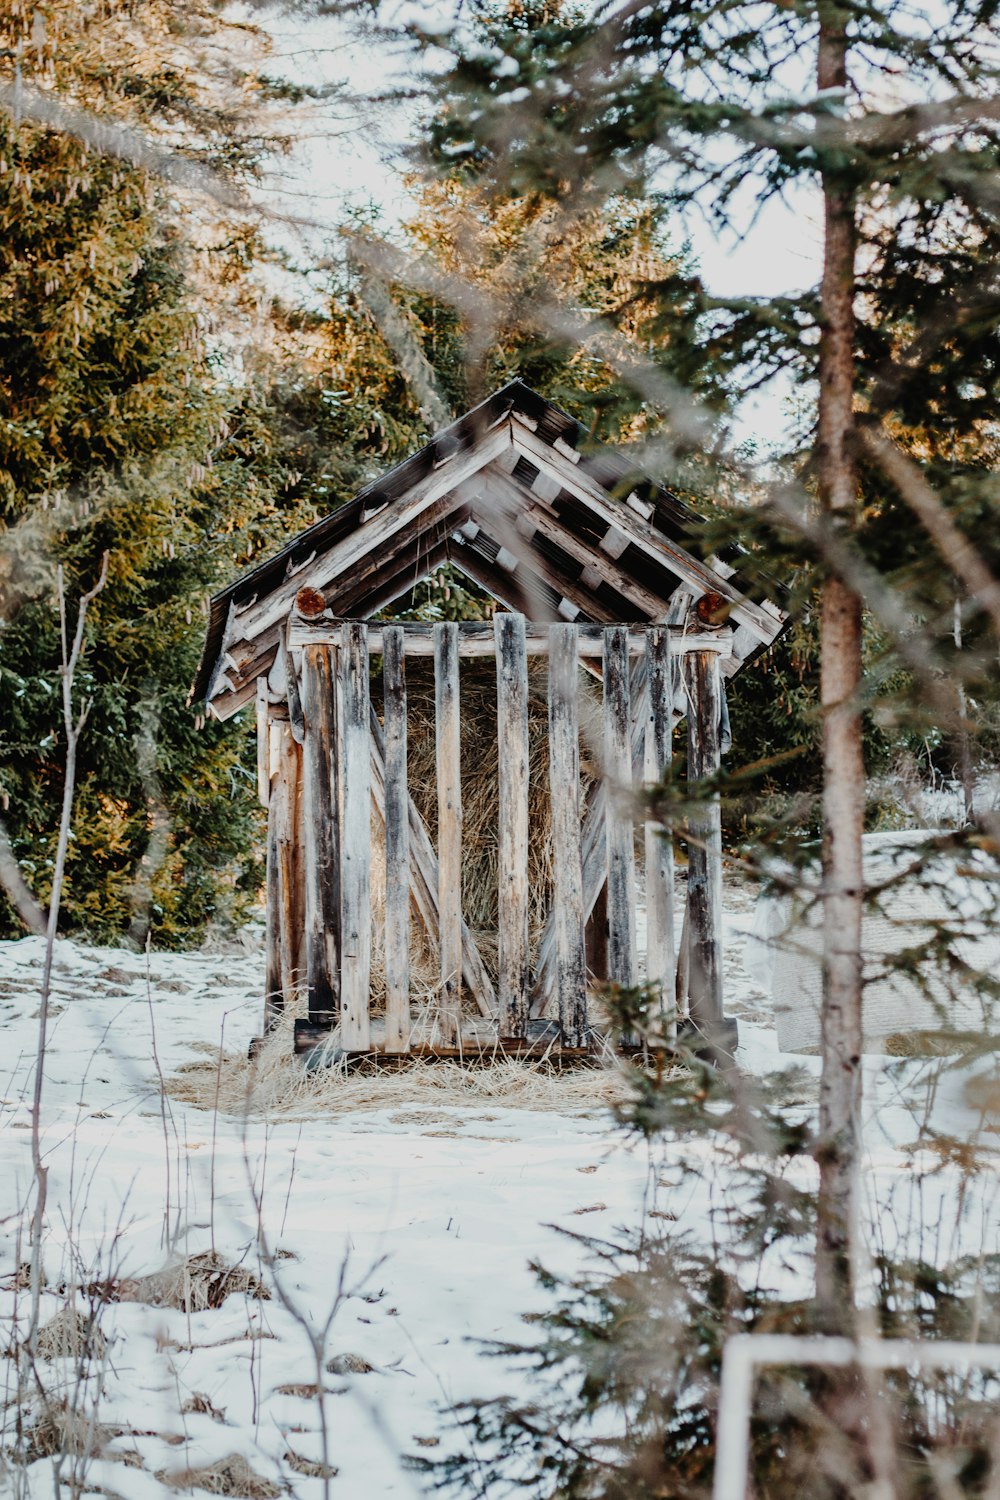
(95, 1251, 268, 1312)
(167, 1012, 633, 1120)
(284, 1448, 338, 1479)
(28, 1400, 109, 1460)
(160, 1454, 282, 1498)
(36, 1307, 107, 1363)
(182, 1392, 227, 1422)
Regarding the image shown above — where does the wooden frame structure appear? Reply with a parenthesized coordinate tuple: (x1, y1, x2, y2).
(194, 381, 788, 1060)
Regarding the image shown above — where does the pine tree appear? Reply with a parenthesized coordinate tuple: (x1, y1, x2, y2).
(0, 1, 323, 941)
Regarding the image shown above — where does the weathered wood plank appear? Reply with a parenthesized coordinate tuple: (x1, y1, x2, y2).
(264, 719, 305, 1017)
(382, 626, 410, 1054)
(290, 619, 733, 656)
(264, 761, 283, 1031)
(279, 727, 306, 1013)
(603, 626, 638, 991)
(300, 644, 340, 1023)
(685, 649, 724, 1043)
(435, 621, 463, 1047)
(368, 709, 496, 1019)
(256, 678, 271, 808)
(548, 624, 588, 1047)
(340, 621, 372, 1051)
(532, 657, 647, 1015)
(495, 612, 530, 1038)
(644, 625, 676, 1039)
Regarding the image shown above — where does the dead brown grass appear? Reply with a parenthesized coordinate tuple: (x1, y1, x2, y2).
(27, 1400, 109, 1461)
(284, 1448, 338, 1479)
(166, 1012, 634, 1119)
(93, 1251, 268, 1313)
(160, 1454, 281, 1498)
(35, 1307, 107, 1363)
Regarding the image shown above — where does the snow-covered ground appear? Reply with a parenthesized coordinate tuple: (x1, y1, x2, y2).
(1, 874, 998, 1498)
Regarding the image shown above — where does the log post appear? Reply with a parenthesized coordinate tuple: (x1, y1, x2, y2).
(263, 716, 305, 1032)
(495, 612, 530, 1038)
(382, 626, 410, 1053)
(339, 620, 371, 1050)
(548, 624, 587, 1047)
(435, 621, 463, 1048)
(603, 625, 637, 989)
(685, 648, 726, 1051)
(644, 625, 676, 1039)
(264, 759, 283, 1032)
(301, 641, 340, 1026)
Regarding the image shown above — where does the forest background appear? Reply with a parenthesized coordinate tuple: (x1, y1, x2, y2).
(1, 0, 953, 951)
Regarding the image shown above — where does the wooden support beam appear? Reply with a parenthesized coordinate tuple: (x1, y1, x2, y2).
(645, 625, 676, 1040)
(382, 626, 411, 1054)
(548, 624, 588, 1047)
(256, 679, 271, 808)
(264, 760, 283, 1031)
(301, 645, 340, 1024)
(339, 621, 371, 1051)
(270, 720, 305, 1022)
(685, 649, 725, 1045)
(435, 621, 463, 1047)
(532, 656, 649, 1015)
(495, 612, 530, 1038)
(290, 619, 733, 657)
(603, 626, 638, 990)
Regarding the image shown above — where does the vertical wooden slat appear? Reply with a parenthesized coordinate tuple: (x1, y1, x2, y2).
(686, 649, 724, 1043)
(340, 621, 371, 1051)
(645, 626, 676, 1039)
(264, 753, 283, 1031)
(548, 624, 587, 1047)
(383, 627, 410, 1054)
(495, 612, 530, 1038)
(276, 726, 304, 1011)
(256, 678, 271, 809)
(301, 644, 340, 1024)
(603, 625, 638, 989)
(435, 621, 463, 1047)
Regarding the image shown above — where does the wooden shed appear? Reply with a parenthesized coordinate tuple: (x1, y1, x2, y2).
(193, 381, 787, 1060)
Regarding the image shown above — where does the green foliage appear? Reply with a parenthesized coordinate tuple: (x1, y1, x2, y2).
(0, 117, 303, 941)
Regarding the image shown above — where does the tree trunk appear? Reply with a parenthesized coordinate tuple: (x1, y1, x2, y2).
(815, 5, 864, 1323)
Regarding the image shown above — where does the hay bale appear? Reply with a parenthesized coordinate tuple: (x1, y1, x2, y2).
(368, 660, 600, 1015)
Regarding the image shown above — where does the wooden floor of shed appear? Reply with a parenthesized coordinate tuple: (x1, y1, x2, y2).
(290, 1015, 610, 1060)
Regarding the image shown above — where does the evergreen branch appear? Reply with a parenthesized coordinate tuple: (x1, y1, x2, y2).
(0, 80, 248, 209)
(858, 424, 1000, 644)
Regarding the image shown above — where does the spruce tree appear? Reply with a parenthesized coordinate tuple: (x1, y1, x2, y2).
(0, 0, 323, 941)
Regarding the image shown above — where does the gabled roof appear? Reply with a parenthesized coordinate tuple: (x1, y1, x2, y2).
(194, 380, 788, 719)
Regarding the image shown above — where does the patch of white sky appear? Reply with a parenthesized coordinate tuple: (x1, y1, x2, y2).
(239, 0, 965, 454)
